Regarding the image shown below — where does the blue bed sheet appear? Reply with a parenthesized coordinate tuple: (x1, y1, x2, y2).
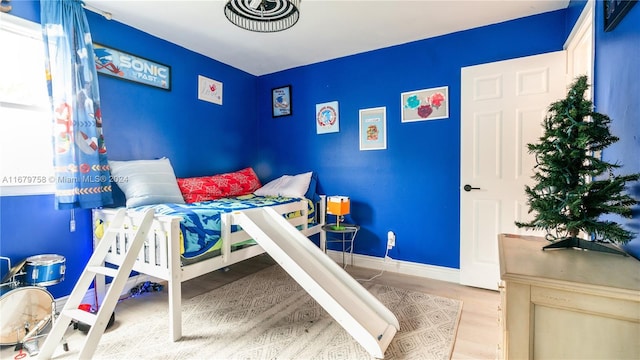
(135, 194, 311, 259)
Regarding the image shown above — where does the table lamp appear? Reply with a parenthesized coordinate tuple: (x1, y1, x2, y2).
(327, 196, 350, 230)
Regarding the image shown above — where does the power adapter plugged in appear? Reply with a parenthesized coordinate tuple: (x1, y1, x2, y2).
(387, 231, 395, 250)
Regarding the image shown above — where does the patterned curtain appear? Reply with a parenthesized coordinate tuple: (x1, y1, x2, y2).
(41, 0, 112, 209)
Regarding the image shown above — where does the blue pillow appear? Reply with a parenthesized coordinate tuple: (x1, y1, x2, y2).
(305, 172, 320, 203)
(109, 158, 185, 208)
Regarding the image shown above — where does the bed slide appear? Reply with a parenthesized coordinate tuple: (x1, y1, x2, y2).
(231, 207, 399, 359)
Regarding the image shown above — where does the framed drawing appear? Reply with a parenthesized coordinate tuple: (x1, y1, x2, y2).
(359, 107, 387, 151)
(401, 86, 448, 122)
(604, 0, 637, 32)
(93, 43, 171, 90)
(316, 101, 339, 134)
(198, 75, 223, 105)
(272, 85, 292, 117)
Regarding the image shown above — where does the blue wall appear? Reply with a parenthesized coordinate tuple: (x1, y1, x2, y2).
(255, 10, 568, 268)
(2, 1, 637, 300)
(593, 1, 640, 259)
(1, 1, 258, 298)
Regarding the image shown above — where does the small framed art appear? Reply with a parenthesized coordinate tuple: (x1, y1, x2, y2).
(198, 75, 223, 105)
(272, 85, 292, 117)
(359, 107, 387, 151)
(401, 86, 448, 122)
(604, 0, 637, 32)
(316, 101, 339, 134)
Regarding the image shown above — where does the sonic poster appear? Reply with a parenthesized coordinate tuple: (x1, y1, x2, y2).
(93, 44, 171, 90)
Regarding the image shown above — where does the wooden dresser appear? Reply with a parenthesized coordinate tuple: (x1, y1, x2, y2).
(498, 234, 640, 359)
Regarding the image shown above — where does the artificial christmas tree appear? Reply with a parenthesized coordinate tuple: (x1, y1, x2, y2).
(516, 75, 639, 255)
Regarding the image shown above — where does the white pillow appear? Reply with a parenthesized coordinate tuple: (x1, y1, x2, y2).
(254, 171, 312, 198)
(109, 158, 185, 208)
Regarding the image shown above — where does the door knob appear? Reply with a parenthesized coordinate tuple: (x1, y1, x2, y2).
(463, 184, 480, 192)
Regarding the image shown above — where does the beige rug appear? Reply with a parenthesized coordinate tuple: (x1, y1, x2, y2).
(58, 266, 462, 359)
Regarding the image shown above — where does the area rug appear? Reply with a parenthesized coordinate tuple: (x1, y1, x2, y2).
(80, 266, 462, 359)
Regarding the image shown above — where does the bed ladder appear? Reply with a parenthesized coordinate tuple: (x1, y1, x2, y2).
(38, 208, 155, 360)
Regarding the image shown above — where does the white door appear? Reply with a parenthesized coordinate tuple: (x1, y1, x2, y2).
(460, 51, 567, 290)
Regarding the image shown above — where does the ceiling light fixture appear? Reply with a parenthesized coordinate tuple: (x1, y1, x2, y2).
(224, 0, 301, 33)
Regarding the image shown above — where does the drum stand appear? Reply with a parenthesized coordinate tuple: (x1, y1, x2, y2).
(19, 302, 70, 357)
(0, 256, 71, 357)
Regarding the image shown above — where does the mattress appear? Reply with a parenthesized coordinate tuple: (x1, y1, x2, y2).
(133, 194, 316, 262)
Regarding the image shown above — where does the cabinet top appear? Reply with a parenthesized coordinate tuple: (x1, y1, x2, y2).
(498, 234, 640, 294)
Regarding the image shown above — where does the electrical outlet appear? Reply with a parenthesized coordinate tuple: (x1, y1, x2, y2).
(387, 231, 395, 249)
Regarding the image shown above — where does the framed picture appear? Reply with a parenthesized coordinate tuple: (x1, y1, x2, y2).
(316, 101, 339, 134)
(359, 107, 387, 151)
(401, 86, 449, 122)
(604, 0, 637, 32)
(93, 43, 171, 90)
(272, 85, 292, 117)
(198, 75, 223, 105)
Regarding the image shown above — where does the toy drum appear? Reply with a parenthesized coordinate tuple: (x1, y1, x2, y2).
(0, 281, 18, 297)
(24, 254, 66, 286)
(0, 286, 53, 345)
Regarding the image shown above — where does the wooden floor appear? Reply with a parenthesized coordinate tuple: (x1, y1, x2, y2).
(0, 254, 500, 359)
(181, 254, 501, 359)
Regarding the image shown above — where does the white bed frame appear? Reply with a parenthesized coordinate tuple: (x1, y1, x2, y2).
(92, 195, 326, 342)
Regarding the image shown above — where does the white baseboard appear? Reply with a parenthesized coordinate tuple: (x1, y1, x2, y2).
(326, 250, 460, 284)
(54, 273, 162, 310)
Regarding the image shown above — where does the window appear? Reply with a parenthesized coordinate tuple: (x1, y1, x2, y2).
(0, 13, 55, 195)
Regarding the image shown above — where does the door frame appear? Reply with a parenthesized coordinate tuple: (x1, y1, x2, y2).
(458, 1, 595, 289)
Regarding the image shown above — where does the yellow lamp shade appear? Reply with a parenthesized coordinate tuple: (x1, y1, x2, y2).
(327, 196, 350, 216)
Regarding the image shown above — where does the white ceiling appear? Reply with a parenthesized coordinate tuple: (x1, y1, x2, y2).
(83, 0, 569, 76)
